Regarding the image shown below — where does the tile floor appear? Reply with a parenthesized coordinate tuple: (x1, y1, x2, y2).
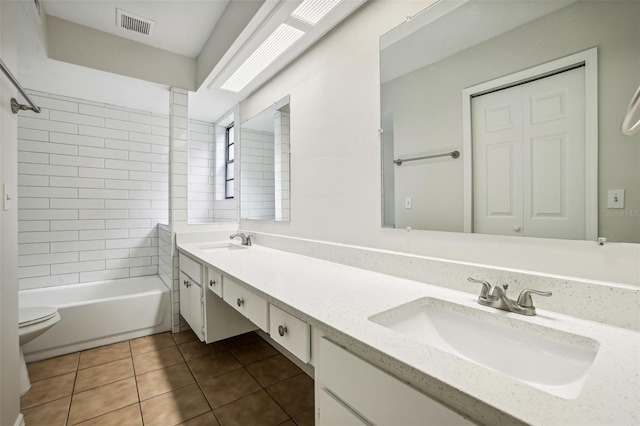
(21, 330, 315, 426)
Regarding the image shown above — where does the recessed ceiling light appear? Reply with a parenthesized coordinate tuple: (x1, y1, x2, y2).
(221, 24, 305, 93)
(292, 0, 342, 26)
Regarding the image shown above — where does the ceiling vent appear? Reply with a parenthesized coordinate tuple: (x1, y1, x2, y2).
(116, 9, 155, 37)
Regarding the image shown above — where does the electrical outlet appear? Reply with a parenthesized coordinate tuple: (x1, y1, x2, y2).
(607, 189, 624, 209)
(405, 197, 412, 209)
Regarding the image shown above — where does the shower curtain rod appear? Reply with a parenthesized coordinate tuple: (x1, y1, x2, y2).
(0, 58, 41, 114)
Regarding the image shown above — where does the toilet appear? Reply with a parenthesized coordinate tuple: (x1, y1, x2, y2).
(18, 306, 61, 395)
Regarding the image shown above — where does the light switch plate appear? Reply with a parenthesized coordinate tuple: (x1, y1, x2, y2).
(405, 197, 412, 209)
(607, 189, 624, 209)
(2, 183, 10, 211)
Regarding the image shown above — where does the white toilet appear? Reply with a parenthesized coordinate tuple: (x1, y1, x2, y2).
(18, 306, 61, 395)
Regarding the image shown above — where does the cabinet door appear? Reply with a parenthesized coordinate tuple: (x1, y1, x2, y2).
(179, 271, 192, 328)
(318, 389, 368, 426)
(318, 338, 473, 426)
(189, 282, 204, 341)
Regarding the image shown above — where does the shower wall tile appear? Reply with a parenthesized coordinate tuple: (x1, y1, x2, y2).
(17, 90, 170, 290)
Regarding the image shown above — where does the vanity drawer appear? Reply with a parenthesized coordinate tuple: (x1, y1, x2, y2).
(207, 267, 223, 298)
(179, 252, 202, 284)
(223, 277, 268, 332)
(269, 305, 310, 363)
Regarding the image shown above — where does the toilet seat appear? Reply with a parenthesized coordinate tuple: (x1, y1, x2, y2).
(19, 307, 58, 328)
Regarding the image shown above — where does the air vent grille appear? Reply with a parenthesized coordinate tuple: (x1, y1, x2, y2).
(116, 9, 155, 37)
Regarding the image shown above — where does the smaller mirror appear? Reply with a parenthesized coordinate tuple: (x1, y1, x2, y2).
(240, 96, 291, 221)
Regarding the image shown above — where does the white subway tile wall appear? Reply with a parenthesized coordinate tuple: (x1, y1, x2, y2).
(187, 119, 215, 223)
(240, 128, 275, 220)
(274, 110, 291, 221)
(17, 90, 169, 290)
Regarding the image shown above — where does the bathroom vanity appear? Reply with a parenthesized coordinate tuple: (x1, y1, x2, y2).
(177, 236, 640, 426)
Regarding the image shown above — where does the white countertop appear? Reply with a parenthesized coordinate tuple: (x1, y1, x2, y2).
(177, 241, 640, 426)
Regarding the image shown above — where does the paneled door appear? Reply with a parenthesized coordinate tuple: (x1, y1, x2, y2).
(472, 67, 586, 239)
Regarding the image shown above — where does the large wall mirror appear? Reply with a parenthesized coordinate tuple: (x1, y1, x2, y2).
(380, 0, 639, 243)
(240, 96, 291, 221)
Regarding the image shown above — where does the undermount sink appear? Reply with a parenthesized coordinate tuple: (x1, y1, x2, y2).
(196, 242, 248, 252)
(369, 298, 599, 399)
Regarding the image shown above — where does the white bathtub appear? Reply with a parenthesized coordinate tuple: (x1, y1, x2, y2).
(20, 275, 171, 362)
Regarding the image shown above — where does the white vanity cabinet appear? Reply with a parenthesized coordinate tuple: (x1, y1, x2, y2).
(179, 252, 256, 343)
(316, 338, 473, 426)
(178, 253, 204, 341)
(223, 277, 269, 332)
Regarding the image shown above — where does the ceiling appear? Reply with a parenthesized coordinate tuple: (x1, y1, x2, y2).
(42, 0, 230, 58)
(18, 0, 365, 122)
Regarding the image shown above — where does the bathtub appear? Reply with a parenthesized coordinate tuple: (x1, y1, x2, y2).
(20, 275, 171, 362)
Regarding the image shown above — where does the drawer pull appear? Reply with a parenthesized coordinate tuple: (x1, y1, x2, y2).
(278, 325, 288, 336)
(237, 298, 244, 307)
(183, 280, 190, 288)
(209, 279, 216, 286)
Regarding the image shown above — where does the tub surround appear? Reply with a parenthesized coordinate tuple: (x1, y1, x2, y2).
(177, 235, 640, 426)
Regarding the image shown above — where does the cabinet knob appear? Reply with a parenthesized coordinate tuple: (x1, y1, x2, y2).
(513, 226, 521, 232)
(209, 279, 215, 287)
(183, 280, 189, 288)
(278, 325, 288, 337)
(237, 298, 244, 307)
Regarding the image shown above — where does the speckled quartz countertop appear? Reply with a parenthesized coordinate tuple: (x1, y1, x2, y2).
(177, 241, 640, 426)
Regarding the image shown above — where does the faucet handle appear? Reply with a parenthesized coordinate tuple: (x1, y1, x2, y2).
(467, 277, 491, 298)
(517, 289, 552, 308)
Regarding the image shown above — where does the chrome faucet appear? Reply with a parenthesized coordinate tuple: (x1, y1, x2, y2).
(467, 277, 551, 316)
(230, 233, 252, 246)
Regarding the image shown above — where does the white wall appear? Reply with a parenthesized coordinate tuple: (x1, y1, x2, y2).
(17, 90, 169, 289)
(239, 0, 639, 285)
(1, 1, 22, 424)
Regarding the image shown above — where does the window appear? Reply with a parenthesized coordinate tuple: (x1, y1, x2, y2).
(225, 124, 235, 199)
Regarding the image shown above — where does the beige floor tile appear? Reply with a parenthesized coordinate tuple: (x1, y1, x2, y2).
(21, 396, 70, 426)
(187, 350, 242, 382)
(67, 377, 138, 425)
(79, 341, 131, 369)
(21, 372, 75, 409)
(178, 339, 226, 361)
(245, 354, 302, 388)
(140, 383, 210, 426)
(27, 353, 79, 382)
(136, 362, 196, 400)
(177, 411, 220, 426)
(172, 329, 198, 345)
(74, 358, 134, 393)
(74, 403, 142, 426)
(130, 332, 176, 355)
(267, 374, 314, 417)
(214, 390, 288, 426)
(132, 345, 184, 375)
(199, 368, 262, 409)
(227, 340, 278, 365)
(292, 407, 315, 426)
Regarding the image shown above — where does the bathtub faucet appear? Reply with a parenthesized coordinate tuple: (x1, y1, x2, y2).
(230, 233, 252, 246)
